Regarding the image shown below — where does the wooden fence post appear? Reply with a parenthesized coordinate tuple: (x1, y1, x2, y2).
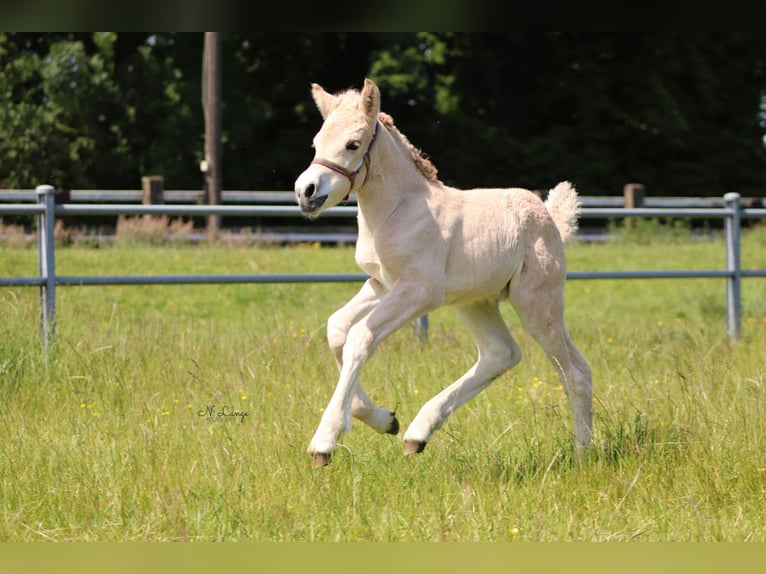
(624, 183, 645, 208)
(203, 32, 222, 233)
(141, 176, 165, 205)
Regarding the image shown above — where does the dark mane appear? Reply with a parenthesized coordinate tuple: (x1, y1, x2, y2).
(378, 113, 441, 184)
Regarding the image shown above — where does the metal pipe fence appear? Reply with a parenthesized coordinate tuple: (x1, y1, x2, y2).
(1, 185, 765, 347)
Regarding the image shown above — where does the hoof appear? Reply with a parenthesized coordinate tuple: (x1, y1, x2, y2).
(403, 439, 427, 456)
(386, 413, 400, 435)
(311, 452, 332, 468)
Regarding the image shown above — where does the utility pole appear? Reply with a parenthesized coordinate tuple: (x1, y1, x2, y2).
(203, 32, 222, 233)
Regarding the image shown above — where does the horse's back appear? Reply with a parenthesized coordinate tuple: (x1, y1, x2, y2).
(435, 185, 569, 304)
(441, 185, 562, 248)
(426, 186, 536, 303)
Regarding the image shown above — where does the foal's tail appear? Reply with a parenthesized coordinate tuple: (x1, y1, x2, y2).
(544, 181, 580, 243)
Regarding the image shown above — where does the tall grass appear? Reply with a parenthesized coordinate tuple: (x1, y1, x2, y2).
(1, 223, 765, 541)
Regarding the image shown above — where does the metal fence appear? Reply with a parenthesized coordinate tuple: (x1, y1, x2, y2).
(1, 185, 765, 346)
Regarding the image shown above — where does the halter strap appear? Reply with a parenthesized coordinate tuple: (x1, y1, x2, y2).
(311, 121, 380, 191)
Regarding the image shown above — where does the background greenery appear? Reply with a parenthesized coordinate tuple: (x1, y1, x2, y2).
(2, 32, 766, 196)
(1, 224, 766, 541)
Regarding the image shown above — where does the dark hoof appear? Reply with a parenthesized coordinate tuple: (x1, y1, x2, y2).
(386, 413, 400, 435)
(403, 440, 427, 456)
(311, 452, 332, 468)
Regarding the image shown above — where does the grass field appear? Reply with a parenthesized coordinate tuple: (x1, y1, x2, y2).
(1, 222, 766, 541)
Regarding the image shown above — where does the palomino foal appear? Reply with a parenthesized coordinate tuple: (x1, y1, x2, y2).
(294, 79, 592, 468)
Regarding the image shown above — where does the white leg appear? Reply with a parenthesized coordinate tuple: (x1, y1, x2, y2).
(309, 276, 440, 466)
(403, 300, 522, 453)
(325, 278, 399, 435)
(350, 385, 400, 435)
(510, 282, 593, 459)
(326, 278, 386, 366)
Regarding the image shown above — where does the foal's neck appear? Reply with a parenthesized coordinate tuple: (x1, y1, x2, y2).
(355, 127, 433, 225)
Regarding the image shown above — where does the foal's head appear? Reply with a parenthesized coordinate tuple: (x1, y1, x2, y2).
(294, 78, 381, 217)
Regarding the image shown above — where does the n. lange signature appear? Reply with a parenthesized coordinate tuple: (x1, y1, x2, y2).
(197, 404, 250, 423)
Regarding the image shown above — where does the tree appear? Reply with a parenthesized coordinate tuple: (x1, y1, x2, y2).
(0, 33, 121, 189)
(366, 33, 766, 196)
(0, 32, 202, 190)
(1, 33, 765, 197)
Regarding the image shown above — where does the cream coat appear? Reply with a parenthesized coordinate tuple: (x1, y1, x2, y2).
(295, 79, 592, 467)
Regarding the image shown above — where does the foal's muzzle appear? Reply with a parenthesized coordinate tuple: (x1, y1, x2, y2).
(300, 188, 327, 215)
(295, 170, 331, 216)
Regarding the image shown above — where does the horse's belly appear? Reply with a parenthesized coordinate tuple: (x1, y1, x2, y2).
(443, 265, 515, 305)
(443, 232, 520, 302)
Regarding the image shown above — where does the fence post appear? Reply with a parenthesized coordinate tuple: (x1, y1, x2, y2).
(141, 175, 164, 205)
(624, 183, 645, 208)
(36, 185, 57, 347)
(415, 315, 429, 343)
(723, 192, 742, 339)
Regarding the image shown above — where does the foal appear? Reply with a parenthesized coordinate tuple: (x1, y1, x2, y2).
(294, 79, 592, 467)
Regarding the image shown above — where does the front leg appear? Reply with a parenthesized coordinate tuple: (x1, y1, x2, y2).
(308, 274, 442, 467)
(325, 278, 398, 436)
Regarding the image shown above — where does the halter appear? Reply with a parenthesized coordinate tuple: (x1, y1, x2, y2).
(311, 121, 380, 191)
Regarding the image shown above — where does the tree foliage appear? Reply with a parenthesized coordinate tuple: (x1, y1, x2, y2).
(1, 32, 765, 196)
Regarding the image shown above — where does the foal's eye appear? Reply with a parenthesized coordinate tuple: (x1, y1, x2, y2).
(345, 140, 361, 151)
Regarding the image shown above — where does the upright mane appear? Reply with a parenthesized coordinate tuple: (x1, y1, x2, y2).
(378, 112, 441, 184)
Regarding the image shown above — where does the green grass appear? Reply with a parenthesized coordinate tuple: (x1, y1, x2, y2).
(1, 225, 766, 541)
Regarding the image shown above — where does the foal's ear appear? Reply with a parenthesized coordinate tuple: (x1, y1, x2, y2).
(311, 83, 338, 120)
(359, 78, 380, 121)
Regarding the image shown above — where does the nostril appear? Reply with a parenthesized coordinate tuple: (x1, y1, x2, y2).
(304, 183, 316, 199)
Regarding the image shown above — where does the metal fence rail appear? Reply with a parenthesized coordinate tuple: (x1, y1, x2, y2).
(2, 187, 763, 208)
(1, 186, 764, 346)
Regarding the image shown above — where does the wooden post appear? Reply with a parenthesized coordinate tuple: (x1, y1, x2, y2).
(203, 32, 222, 233)
(624, 183, 645, 208)
(141, 175, 164, 205)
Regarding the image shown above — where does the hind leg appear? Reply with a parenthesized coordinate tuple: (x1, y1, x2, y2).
(403, 300, 522, 453)
(510, 283, 592, 459)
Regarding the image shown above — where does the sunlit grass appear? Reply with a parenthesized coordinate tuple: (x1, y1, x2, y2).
(1, 224, 765, 541)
